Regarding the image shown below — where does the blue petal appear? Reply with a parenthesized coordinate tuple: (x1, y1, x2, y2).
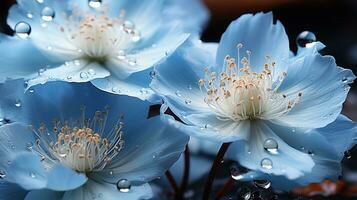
(90, 115, 189, 184)
(62, 180, 153, 200)
(216, 12, 289, 76)
(5, 153, 47, 190)
(273, 50, 356, 128)
(25, 190, 63, 200)
(0, 123, 36, 169)
(227, 121, 314, 180)
(0, 181, 28, 200)
(46, 164, 87, 191)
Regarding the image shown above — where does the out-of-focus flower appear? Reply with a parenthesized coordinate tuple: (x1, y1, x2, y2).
(0, 81, 189, 199)
(0, 0, 209, 101)
(150, 12, 357, 189)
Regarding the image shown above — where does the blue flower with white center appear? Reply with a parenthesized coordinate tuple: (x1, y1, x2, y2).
(0, 0, 209, 101)
(150, 12, 357, 188)
(0, 81, 189, 199)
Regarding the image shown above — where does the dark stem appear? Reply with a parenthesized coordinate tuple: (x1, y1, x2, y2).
(165, 170, 179, 195)
(214, 177, 235, 200)
(202, 142, 231, 200)
(179, 144, 190, 198)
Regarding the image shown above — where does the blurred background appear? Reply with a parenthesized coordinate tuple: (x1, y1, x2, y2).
(1, 0, 357, 199)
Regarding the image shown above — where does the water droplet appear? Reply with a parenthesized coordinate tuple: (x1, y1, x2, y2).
(140, 88, 149, 95)
(237, 187, 251, 200)
(130, 30, 141, 42)
(30, 172, 36, 178)
(47, 45, 53, 51)
(117, 50, 126, 60)
(26, 142, 33, 150)
(80, 72, 88, 79)
(149, 70, 157, 79)
(38, 68, 46, 76)
(0, 170, 6, 179)
(36, 0, 44, 3)
(128, 58, 137, 66)
(296, 31, 316, 48)
(88, 69, 96, 75)
(263, 138, 278, 154)
(67, 76, 72, 80)
(175, 90, 182, 97)
(185, 99, 192, 105)
(29, 88, 34, 93)
(14, 100, 22, 108)
(291, 128, 296, 133)
(253, 180, 271, 189)
(74, 60, 81, 66)
(15, 22, 31, 39)
(88, 0, 102, 8)
(123, 20, 135, 33)
(345, 150, 352, 159)
(111, 87, 120, 94)
(27, 13, 33, 19)
(41, 7, 55, 22)
(261, 158, 273, 170)
(342, 77, 349, 83)
(116, 179, 131, 193)
(187, 85, 193, 90)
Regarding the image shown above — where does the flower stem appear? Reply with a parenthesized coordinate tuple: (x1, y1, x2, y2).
(165, 170, 179, 195)
(179, 145, 190, 198)
(202, 142, 232, 200)
(214, 177, 235, 200)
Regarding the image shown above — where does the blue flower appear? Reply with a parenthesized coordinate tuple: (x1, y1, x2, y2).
(0, 81, 189, 199)
(150, 12, 357, 187)
(0, 0, 209, 101)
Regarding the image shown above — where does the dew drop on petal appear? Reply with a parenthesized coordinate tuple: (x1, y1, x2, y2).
(123, 20, 135, 33)
(149, 70, 157, 79)
(175, 90, 182, 97)
(342, 76, 349, 83)
(261, 158, 273, 170)
(26, 142, 33, 150)
(296, 31, 316, 48)
(88, 0, 102, 8)
(27, 13, 33, 19)
(128, 58, 137, 66)
(14, 100, 22, 108)
(263, 138, 278, 154)
(130, 30, 141, 42)
(185, 99, 192, 105)
(0, 170, 6, 179)
(187, 85, 193, 90)
(111, 87, 121, 94)
(253, 180, 271, 189)
(41, 7, 55, 22)
(237, 187, 251, 200)
(88, 69, 96, 75)
(116, 179, 131, 193)
(345, 150, 352, 159)
(30, 172, 36, 178)
(36, 0, 44, 3)
(15, 22, 31, 39)
(80, 72, 88, 79)
(117, 50, 126, 60)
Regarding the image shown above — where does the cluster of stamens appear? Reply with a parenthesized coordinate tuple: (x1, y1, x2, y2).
(30, 107, 124, 172)
(199, 44, 302, 121)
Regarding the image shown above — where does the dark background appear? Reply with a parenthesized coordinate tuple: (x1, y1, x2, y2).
(1, 0, 357, 199)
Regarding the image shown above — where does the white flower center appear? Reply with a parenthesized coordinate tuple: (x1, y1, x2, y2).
(199, 44, 302, 121)
(60, 8, 141, 63)
(30, 107, 124, 172)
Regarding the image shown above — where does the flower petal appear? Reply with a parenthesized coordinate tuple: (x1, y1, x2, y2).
(62, 180, 153, 200)
(216, 12, 289, 76)
(26, 60, 110, 88)
(46, 164, 88, 191)
(273, 51, 356, 128)
(228, 121, 314, 180)
(25, 190, 63, 200)
(90, 115, 189, 184)
(0, 181, 28, 200)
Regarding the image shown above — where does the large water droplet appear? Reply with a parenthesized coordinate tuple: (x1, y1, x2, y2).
(253, 180, 271, 189)
(237, 187, 251, 200)
(15, 22, 31, 39)
(14, 100, 22, 108)
(296, 31, 316, 48)
(116, 179, 131, 193)
(263, 138, 278, 154)
(88, 0, 102, 8)
(41, 7, 55, 22)
(261, 158, 273, 170)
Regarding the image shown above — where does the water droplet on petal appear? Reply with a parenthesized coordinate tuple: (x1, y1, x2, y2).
(111, 87, 121, 94)
(0, 170, 6, 179)
(237, 187, 251, 200)
(253, 180, 271, 189)
(263, 138, 278, 154)
(30, 172, 36, 178)
(41, 7, 55, 22)
(36, 0, 44, 3)
(27, 13, 33, 19)
(187, 85, 193, 90)
(15, 22, 31, 39)
(175, 90, 182, 97)
(128, 58, 137, 66)
(140, 88, 149, 95)
(80, 72, 88, 79)
(130, 30, 141, 42)
(116, 179, 131, 193)
(88, 0, 102, 8)
(149, 70, 157, 79)
(29, 88, 35, 93)
(296, 31, 316, 48)
(123, 20, 135, 33)
(261, 158, 273, 170)
(14, 100, 22, 108)
(117, 50, 126, 60)
(26, 142, 33, 150)
(88, 69, 96, 75)
(342, 77, 349, 83)
(345, 150, 352, 159)
(185, 99, 192, 105)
